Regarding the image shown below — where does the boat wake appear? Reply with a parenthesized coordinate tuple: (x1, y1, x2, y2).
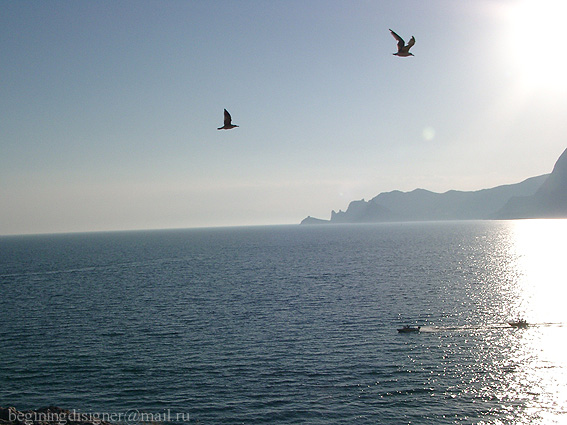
(415, 322, 566, 333)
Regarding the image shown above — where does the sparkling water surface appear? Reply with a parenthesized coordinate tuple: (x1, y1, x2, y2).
(1, 221, 566, 424)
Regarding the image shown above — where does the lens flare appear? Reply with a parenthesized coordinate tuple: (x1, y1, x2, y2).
(422, 127, 436, 141)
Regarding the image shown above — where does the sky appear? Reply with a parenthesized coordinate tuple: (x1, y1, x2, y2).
(2, 0, 567, 235)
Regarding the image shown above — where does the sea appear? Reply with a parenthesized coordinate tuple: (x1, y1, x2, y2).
(1, 220, 566, 424)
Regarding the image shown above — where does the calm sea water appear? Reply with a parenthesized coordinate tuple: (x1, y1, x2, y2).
(1, 221, 566, 424)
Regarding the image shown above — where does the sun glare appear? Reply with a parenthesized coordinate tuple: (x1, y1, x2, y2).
(507, 0, 567, 92)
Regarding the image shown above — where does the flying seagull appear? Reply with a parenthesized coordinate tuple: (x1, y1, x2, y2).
(217, 109, 239, 130)
(390, 29, 415, 57)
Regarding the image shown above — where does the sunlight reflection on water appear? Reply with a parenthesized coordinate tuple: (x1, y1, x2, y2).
(510, 219, 567, 323)
(502, 220, 567, 423)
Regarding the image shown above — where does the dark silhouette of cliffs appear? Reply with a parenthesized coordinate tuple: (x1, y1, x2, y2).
(495, 148, 567, 219)
(301, 148, 567, 224)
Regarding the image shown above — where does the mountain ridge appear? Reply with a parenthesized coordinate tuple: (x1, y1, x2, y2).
(495, 148, 567, 219)
(301, 147, 567, 224)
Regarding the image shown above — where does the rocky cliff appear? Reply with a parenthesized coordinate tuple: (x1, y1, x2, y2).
(495, 148, 567, 219)
(302, 148, 567, 224)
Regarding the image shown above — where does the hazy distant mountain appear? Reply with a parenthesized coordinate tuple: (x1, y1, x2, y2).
(495, 148, 567, 219)
(301, 148, 567, 224)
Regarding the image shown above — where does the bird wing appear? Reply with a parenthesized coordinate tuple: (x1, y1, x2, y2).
(389, 29, 405, 49)
(223, 109, 232, 126)
(407, 36, 415, 49)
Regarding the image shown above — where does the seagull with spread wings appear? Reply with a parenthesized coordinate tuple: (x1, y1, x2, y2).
(217, 109, 239, 130)
(390, 29, 415, 57)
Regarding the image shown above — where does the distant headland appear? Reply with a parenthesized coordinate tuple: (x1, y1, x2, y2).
(301, 147, 567, 224)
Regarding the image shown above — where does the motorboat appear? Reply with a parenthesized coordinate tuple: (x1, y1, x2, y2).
(398, 325, 421, 333)
(508, 319, 529, 328)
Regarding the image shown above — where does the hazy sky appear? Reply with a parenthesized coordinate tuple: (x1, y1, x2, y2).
(2, 0, 567, 235)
